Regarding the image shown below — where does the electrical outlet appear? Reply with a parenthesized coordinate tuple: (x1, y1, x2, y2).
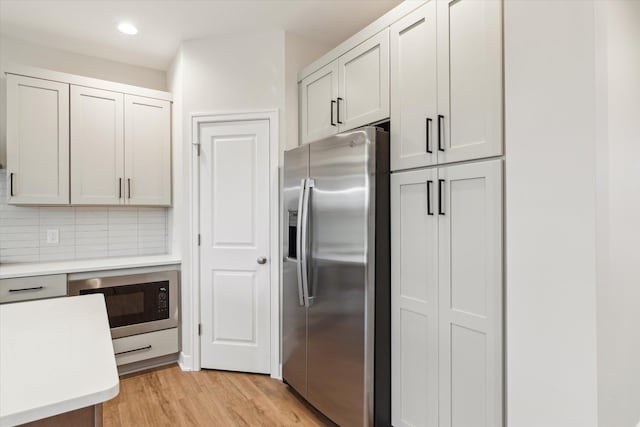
(46, 229, 59, 244)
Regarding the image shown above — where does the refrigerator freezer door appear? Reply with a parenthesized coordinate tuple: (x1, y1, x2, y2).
(282, 144, 309, 397)
(307, 129, 373, 426)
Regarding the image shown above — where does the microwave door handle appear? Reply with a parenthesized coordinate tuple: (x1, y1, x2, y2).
(295, 178, 306, 307)
(300, 178, 313, 307)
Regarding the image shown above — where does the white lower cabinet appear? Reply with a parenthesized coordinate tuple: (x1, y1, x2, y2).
(0, 274, 67, 304)
(112, 328, 179, 366)
(391, 159, 503, 427)
(391, 167, 439, 427)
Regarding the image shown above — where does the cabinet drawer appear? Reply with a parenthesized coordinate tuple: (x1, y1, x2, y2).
(113, 328, 179, 366)
(0, 274, 67, 303)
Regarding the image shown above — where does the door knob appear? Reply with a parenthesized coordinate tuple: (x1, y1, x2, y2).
(257, 256, 268, 265)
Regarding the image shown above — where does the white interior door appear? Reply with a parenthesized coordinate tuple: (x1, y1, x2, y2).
(391, 168, 439, 427)
(436, 0, 503, 164)
(437, 159, 503, 427)
(390, 1, 438, 171)
(199, 119, 271, 374)
(70, 85, 124, 205)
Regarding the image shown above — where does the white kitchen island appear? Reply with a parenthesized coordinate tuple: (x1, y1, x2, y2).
(0, 295, 119, 427)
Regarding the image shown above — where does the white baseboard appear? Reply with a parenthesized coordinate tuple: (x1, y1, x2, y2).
(271, 363, 283, 380)
(178, 352, 195, 371)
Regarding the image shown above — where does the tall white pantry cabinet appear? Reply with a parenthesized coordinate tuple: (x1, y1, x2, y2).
(297, 0, 504, 424)
(389, 1, 504, 427)
(6, 68, 172, 206)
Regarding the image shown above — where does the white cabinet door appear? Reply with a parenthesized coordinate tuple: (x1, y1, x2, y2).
(338, 28, 390, 131)
(300, 61, 339, 144)
(6, 75, 69, 204)
(391, 168, 439, 427)
(437, 159, 503, 427)
(437, 0, 503, 164)
(199, 120, 271, 374)
(390, 1, 438, 171)
(71, 86, 124, 205)
(124, 95, 171, 206)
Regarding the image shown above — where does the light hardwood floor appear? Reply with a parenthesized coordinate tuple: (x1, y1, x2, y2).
(103, 364, 333, 426)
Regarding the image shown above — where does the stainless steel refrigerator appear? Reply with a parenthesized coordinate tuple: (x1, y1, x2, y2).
(282, 126, 390, 426)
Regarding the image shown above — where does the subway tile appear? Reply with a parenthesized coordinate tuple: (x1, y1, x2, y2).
(0, 171, 169, 263)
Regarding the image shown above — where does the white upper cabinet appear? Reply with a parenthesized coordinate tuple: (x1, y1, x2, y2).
(300, 61, 339, 145)
(299, 29, 390, 144)
(389, 0, 503, 169)
(6, 75, 69, 204)
(71, 86, 125, 205)
(124, 95, 171, 206)
(337, 28, 390, 131)
(390, 1, 437, 171)
(5, 67, 172, 207)
(436, 0, 503, 164)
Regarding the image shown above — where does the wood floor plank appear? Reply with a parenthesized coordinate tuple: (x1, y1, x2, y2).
(103, 364, 333, 427)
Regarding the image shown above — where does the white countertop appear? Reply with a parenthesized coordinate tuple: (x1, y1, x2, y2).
(0, 255, 182, 279)
(0, 294, 119, 426)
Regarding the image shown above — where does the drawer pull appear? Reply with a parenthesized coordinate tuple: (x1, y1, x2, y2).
(9, 286, 44, 293)
(115, 345, 152, 356)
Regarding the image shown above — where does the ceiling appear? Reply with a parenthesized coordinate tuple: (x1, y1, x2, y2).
(0, 0, 403, 71)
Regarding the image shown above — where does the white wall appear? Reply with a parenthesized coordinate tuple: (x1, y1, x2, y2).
(167, 48, 184, 261)
(0, 35, 167, 168)
(171, 31, 328, 369)
(173, 31, 285, 369)
(596, 1, 640, 426)
(504, 1, 599, 426)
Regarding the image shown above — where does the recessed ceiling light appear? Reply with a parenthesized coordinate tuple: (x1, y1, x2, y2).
(117, 22, 138, 35)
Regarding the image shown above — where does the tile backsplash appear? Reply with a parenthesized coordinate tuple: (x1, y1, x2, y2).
(0, 171, 168, 263)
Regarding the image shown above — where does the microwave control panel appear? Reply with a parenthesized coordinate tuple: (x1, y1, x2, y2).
(157, 287, 169, 313)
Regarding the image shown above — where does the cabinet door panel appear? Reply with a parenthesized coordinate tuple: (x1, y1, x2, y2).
(124, 95, 171, 206)
(6, 75, 69, 204)
(71, 86, 124, 205)
(391, 168, 438, 427)
(300, 61, 339, 144)
(437, 159, 503, 427)
(437, 0, 502, 164)
(390, 1, 437, 171)
(338, 28, 390, 131)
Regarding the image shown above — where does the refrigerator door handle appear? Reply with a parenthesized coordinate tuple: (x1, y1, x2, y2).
(295, 178, 306, 306)
(301, 178, 314, 307)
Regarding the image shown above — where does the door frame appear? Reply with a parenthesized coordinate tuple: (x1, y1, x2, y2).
(190, 110, 280, 378)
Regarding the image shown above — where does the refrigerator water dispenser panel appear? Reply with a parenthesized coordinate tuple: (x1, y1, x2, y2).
(288, 210, 298, 259)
